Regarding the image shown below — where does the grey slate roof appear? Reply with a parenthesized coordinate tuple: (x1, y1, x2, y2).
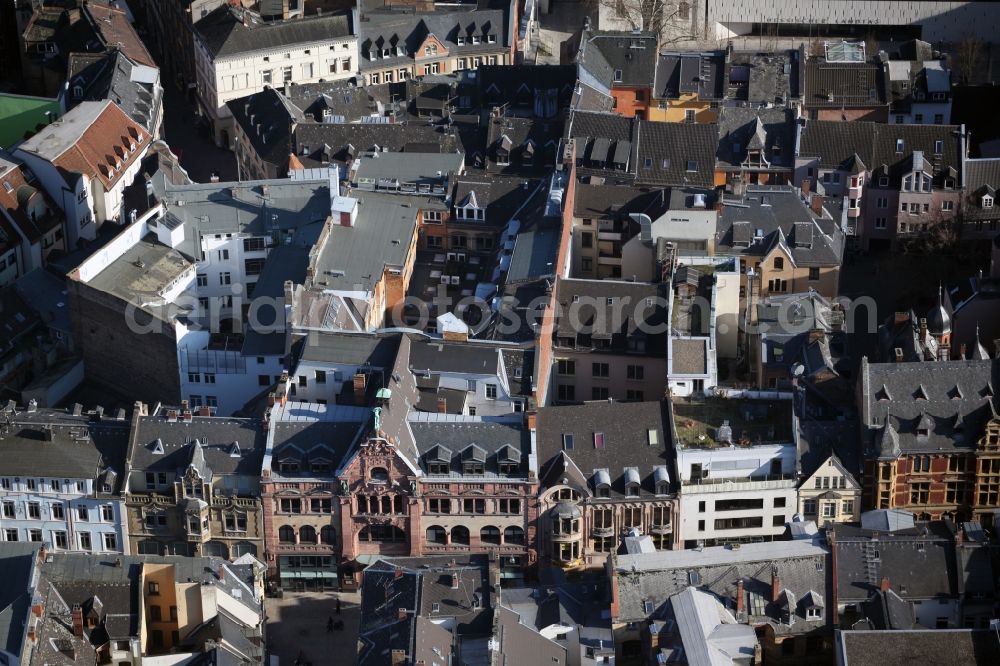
(486, 114, 564, 174)
(716, 107, 795, 170)
(0, 405, 130, 494)
(536, 401, 672, 498)
(194, 6, 354, 59)
(226, 87, 304, 173)
(478, 65, 576, 115)
(579, 31, 657, 88)
(838, 629, 1000, 666)
(294, 122, 464, 169)
(963, 158, 1000, 220)
(567, 110, 637, 181)
(798, 120, 961, 187)
(128, 412, 266, 484)
(409, 414, 530, 478)
(831, 521, 958, 603)
(716, 186, 845, 267)
(359, 9, 506, 72)
(554, 278, 667, 353)
(453, 175, 545, 226)
(267, 403, 365, 479)
(358, 557, 491, 665)
(312, 190, 420, 293)
(636, 121, 718, 187)
(654, 51, 725, 100)
(66, 50, 161, 132)
(573, 183, 666, 220)
(804, 56, 889, 109)
(860, 358, 997, 457)
(299, 331, 401, 367)
(614, 539, 830, 636)
(0, 544, 38, 660)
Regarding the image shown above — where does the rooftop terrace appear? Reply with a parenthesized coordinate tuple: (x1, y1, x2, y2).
(672, 397, 794, 449)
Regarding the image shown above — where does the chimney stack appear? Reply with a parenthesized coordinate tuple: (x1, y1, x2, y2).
(198, 406, 211, 417)
(166, 409, 178, 422)
(354, 373, 367, 406)
(71, 605, 84, 637)
(960, 343, 967, 359)
(736, 579, 745, 614)
(437, 397, 448, 414)
(919, 318, 928, 338)
(771, 568, 781, 603)
(810, 193, 824, 216)
(451, 573, 460, 589)
(894, 347, 904, 362)
(397, 607, 407, 621)
(880, 576, 890, 592)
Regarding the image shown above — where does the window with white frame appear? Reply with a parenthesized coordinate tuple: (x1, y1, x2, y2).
(984, 195, 994, 209)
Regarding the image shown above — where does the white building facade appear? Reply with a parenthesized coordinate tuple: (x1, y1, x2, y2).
(193, 6, 358, 144)
(676, 438, 798, 547)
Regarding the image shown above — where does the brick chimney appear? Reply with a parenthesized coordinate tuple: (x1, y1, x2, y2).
(166, 409, 178, 422)
(959, 343, 967, 359)
(397, 607, 407, 621)
(894, 347, 904, 362)
(391, 650, 406, 666)
(736, 579, 745, 614)
(810, 193, 824, 216)
(956, 526, 964, 543)
(394, 567, 403, 580)
(198, 406, 211, 417)
(771, 569, 781, 603)
(801, 178, 811, 197)
(919, 317, 928, 338)
(353, 373, 367, 406)
(880, 576, 890, 592)
(437, 397, 448, 414)
(71, 605, 84, 637)
(451, 573, 460, 589)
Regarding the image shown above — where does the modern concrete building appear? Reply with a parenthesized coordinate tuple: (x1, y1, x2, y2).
(672, 397, 799, 547)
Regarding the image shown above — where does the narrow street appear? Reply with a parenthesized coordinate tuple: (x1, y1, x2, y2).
(159, 83, 238, 183)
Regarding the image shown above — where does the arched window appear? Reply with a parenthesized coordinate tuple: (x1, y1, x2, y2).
(451, 525, 470, 545)
(370, 467, 389, 483)
(503, 526, 524, 545)
(299, 526, 317, 543)
(426, 525, 446, 544)
(320, 526, 336, 545)
(278, 526, 295, 543)
(481, 526, 501, 545)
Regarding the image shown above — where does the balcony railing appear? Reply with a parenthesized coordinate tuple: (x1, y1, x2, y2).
(682, 475, 797, 494)
(592, 526, 614, 538)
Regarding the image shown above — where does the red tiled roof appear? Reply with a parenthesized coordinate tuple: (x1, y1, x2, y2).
(0, 161, 57, 243)
(83, 1, 156, 68)
(52, 100, 149, 190)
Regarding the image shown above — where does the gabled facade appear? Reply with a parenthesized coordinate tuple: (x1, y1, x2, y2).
(796, 120, 963, 250)
(359, 8, 513, 87)
(534, 401, 678, 569)
(858, 357, 1000, 525)
(123, 404, 267, 560)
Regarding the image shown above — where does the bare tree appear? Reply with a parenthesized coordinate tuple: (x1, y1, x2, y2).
(597, 0, 701, 47)
(954, 33, 983, 85)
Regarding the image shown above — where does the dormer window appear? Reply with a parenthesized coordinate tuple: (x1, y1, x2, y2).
(613, 69, 623, 83)
(278, 459, 300, 473)
(311, 459, 331, 474)
(73, 85, 83, 99)
(895, 139, 904, 154)
(472, 35, 480, 45)
(879, 176, 889, 187)
(370, 49, 378, 60)
(806, 606, 822, 620)
(984, 195, 994, 209)
(458, 36, 466, 45)
(487, 34, 496, 44)
(597, 483, 610, 498)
